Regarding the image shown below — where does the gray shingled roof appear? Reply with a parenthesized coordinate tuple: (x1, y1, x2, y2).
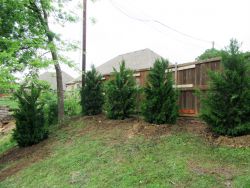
(66, 48, 163, 85)
(39, 71, 73, 90)
(96, 48, 163, 75)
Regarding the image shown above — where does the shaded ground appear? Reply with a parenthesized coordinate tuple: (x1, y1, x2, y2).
(0, 115, 249, 187)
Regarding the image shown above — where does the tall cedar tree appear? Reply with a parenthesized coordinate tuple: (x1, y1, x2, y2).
(142, 58, 178, 124)
(200, 40, 250, 136)
(105, 61, 136, 119)
(13, 81, 48, 147)
(81, 66, 104, 115)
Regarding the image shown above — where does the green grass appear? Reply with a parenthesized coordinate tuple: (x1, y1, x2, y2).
(0, 133, 16, 155)
(0, 119, 249, 187)
(0, 97, 18, 109)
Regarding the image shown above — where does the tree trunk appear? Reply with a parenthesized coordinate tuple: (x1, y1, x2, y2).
(41, 4, 65, 122)
(47, 35, 65, 122)
(54, 63, 64, 122)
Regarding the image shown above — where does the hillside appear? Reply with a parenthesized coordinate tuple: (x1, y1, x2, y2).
(0, 115, 250, 187)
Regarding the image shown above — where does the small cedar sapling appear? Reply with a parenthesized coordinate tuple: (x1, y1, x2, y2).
(105, 61, 137, 119)
(200, 39, 250, 136)
(81, 65, 104, 115)
(142, 58, 178, 124)
(13, 78, 48, 147)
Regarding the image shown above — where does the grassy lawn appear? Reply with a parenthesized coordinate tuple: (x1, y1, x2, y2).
(0, 134, 16, 155)
(0, 116, 249, 187)
(0, 97, 18, 109)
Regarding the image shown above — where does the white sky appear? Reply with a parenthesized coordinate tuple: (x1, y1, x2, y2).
(46, 0, 250, 78)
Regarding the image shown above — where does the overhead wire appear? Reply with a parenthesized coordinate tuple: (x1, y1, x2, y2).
(109, 0, 213, 48)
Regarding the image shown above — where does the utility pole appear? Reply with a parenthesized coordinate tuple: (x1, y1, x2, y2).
(82, 0, 87, 88)
(81, 0, 87, 114)
(212, 41, 215, 49)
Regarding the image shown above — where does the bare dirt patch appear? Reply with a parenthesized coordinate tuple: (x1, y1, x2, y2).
(0, 121, 15, 135)
(173, 117, 250, 148)
(188, 160, 236, 188)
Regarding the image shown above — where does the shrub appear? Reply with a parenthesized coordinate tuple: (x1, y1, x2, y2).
(42, 91, 58, 125)
(200, 39, 250, 136)
(13, 81, 48, 147)
(142, 58, 178, 124)
(105, 61, 137, 119)
(42, 90, 81, 125)
(81, 66, 104, 115)
(65, 90, 81, 116)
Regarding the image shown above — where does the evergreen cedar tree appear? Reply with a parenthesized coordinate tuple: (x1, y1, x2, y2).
(105, 61, 137, 119)
(200, 40, 250, 136)
(13, 82, 48, 147)
(81, 66, 104, 115)
(142, 58, 178, 124)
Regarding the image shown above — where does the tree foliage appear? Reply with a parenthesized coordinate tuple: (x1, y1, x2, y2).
(0, 0, 78, 121)
(13, 77, 48, 147)
(105, 61, 136, 119)
(81, 66, 104, 115)
(142, 58, 178, 124)
(196, 48, 223, 61)
(200, 39, 250, 136)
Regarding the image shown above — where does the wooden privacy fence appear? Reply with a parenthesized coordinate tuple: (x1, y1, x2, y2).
(102, 57, 221, 117)
(170, 58, 221, 116)
(139, 58, 221, 116)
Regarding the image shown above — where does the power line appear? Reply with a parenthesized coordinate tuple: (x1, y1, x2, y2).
(109, 0, 213, 45)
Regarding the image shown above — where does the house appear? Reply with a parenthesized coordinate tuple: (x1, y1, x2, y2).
(66, 77, 82, 91)
(66, 48, 163, 90)
(39, 71, 73, 91)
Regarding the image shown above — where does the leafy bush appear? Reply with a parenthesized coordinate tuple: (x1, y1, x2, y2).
(105, 61, 137, 119)
(81, 66, 104, 115)
(200, 39, 250, 136)
(196, 48, 223, 61)
(42, 90, 81, 125)
(13, 81, 48, 147)
(42, 91, 58, 125)
(65, 90, 81, 116)
(142, 58, 178, 124)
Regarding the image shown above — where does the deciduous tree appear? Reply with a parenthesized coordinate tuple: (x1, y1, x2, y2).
(0, 0, 78, 122)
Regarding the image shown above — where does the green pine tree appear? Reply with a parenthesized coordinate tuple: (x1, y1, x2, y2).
(142, 58, 178, 124)
(13, 81, 48, 147)
(81, 66, 104, 115)
(105, 61, 137, 119)
(200, 39, 250, 136)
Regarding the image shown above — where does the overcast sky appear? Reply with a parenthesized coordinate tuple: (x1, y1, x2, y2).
(49, 0, 250, 78)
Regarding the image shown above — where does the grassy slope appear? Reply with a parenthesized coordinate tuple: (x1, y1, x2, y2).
(0, 97, 17, 109)
(0, 118, 249, 188)
(0, 134, 16, 155)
